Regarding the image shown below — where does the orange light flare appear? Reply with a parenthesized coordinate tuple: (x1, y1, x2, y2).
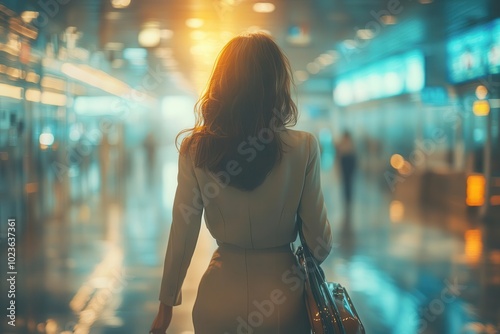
(464, 229, 483, 265)
(466, 174, 485, 206)
(390, 154, 405, 169)
(398, 161, 413, 176)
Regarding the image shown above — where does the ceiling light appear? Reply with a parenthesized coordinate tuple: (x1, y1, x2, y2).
(41, 92, 67, 107)
(21, 11, 39, 23)
(475, 85, 488, 100)
(419, 0, 433, 3)
(306, 62, 320, 74)
(26, 89, 41, 102)
(356, 29, 375, 40)
(294, 70, 309, 82)
(111, 0, 131, 9)
(0, 83, 22, 99)
(316, 53, 336, 66)
(381, 15, 397, 25)
(186, 18, 204, 29)
(253, 2, 275, 13)
(343, 39, 358, 49)
(139, 23, 161, 48)
(39, 133, 55, 146)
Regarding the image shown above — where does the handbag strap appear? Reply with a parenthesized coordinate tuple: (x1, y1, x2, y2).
(297, 215, 348, 334)
(296, 215, 326, 279)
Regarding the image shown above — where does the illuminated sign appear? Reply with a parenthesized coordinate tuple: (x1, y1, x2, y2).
(334, 50, 425, 106)
(448, 18, 500, 83)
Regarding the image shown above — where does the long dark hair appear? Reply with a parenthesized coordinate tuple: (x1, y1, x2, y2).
(177, 32, 298, 191)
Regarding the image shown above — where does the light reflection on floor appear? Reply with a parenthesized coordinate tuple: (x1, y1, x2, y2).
(2, 143, 499, 334)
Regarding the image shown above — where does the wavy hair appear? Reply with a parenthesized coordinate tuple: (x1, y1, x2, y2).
(177, 32, 298, 191)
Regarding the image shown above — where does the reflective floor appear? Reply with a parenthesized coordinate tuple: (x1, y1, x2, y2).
(2, 143, 500, 334)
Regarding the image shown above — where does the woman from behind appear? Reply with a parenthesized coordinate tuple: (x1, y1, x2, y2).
(150, 32, 332, 334)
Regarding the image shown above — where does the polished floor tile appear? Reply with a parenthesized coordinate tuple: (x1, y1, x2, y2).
(1, 145, 499, 334)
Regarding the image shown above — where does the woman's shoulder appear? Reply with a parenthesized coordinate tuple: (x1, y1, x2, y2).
(280, 129, 315, 146)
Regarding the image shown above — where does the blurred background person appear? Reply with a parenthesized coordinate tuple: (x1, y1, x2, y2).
(335, 130, 357, 219)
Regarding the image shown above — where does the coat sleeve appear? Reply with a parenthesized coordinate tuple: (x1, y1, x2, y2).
(298, 133, 333, 263)
(159, 149, 203, 306)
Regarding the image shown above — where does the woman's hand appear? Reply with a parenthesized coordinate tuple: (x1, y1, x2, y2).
(149, 302, 173, 334)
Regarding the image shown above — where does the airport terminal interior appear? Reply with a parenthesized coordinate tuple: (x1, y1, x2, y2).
(0, 0, 500, 333)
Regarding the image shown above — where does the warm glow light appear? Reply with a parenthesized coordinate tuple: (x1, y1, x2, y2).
(465, 229, 482, 264)
(473, 100, 490, 116)
(294, 70, 309, 82)
(45, 319, 58, 334)
(356, 29, 375, 40)
(316, 53, 336, 66)
(343, 39, 358, 49)
(26, 89, 41, 102)
(21, 11, 39, 23)
(138, 23, 161, 47)
(41, 76, 66, 91)
(61, 63, 134, 97)
(26, 71, 40, 83)
(306, 62, 320, 74)
(381, 15, 397, 25)
(186, 18, 204, 28)
(419, 0, 433, 3)
(41, 92, 67, 106)
(39, 133, 55, 146)
(253, 2, 275, 13)
(390, 154, 405, 169)
(475, 85, 488, 100)
(6, 67, 22, 79)
(466, 174, 485, 206)
(190, 30, 206, 40)
(389, 200, 405, 222)
(111, 0, 131, 9)
(0, 83, 22, 99)
(398, 161, 413, 176)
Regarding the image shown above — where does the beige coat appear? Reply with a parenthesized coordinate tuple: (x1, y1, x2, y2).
(159, 129, 333, 333)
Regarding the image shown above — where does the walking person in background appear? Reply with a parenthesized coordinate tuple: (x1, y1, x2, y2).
(336, 131, 357, 220)
(149, 32, 332, 334)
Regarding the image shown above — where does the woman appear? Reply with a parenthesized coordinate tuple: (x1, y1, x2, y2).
(150, 32, 332, 334)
